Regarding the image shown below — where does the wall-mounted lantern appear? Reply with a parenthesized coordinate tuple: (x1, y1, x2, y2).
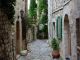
(17, 9, 24, 19)
(20, 9, 24, 17)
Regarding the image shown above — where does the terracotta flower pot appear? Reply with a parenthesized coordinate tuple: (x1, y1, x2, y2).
(52, 49, 60, 58)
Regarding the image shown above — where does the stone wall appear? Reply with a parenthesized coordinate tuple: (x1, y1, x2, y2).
(48, 0, 80, 60)
(0, 10, 13, 60)
(14, 0, 25, 17)
(14, 0, 25, 56)
(63, 0, 80, 60)
(26, 28, 33, 43)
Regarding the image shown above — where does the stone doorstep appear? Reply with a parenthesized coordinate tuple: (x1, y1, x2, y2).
(16, 50, 27, 60)
(52, 58, 60, 60)
(53, 59, 60, 60)
(20, 50, 27, 56)
(16, 54, 20, 59)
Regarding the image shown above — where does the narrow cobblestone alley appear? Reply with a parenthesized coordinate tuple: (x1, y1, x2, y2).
(18, 39, 53, 60)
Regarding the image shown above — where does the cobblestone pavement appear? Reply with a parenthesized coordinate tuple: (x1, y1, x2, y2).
(18, 39, 60, 60)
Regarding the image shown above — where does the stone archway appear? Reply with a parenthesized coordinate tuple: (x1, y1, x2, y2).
(76, 18, 80, 46)
(76, 18, 80, 59)
(52, 22, 55, 38)
(16, 21, 20, 54)
(64, 14, 71, 57)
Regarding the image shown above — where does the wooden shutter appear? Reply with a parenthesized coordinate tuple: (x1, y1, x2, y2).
(56, 16, 62, 39)
(56, 17, 58, 37)
(60, 16, 62, 39)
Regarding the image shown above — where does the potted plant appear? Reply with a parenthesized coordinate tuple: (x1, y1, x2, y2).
(50, 38, 60, 58)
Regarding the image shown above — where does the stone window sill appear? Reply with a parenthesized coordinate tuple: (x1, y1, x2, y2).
(76, 46, 80, 54)
(76, 46, 80, 50)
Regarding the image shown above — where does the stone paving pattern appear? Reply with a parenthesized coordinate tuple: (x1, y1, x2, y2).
(18, 39, 60, 60)
(18, 40, 51, 60)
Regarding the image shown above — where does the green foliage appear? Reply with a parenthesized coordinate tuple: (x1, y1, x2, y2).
(50, 38, 59, 50)
(27, 18, 33, 28)
(38, 0, 48, 24)
(23, 16, 32, 29)
(41, 25, 48, 33)
(22, 16, 27, 39)
(22, 15, 35, 39)
(28, 0, 37, 19)
(38, 0, 47, 14)
(39, 13, 48, 24)
(1, 0, 16, 25)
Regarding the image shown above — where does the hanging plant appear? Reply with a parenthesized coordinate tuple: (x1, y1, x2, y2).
(1, 0, 16, 25)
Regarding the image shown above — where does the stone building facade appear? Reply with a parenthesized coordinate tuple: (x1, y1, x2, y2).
(0, 0, 28, 60)
(0, 8, 14, 60)
(14, 0, 24, 54)
(14, 0, 27, 59)
(48, 0, 80, 60)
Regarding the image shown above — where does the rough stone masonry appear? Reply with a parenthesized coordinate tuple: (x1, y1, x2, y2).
(0, 10, 13, 60)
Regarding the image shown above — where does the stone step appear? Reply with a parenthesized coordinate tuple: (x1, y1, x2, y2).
(20, 50, 27, 56)
(16, 54, 20, 59)
(52, 58, 60, 60)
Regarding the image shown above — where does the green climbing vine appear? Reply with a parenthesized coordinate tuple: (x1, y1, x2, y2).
(1, 0, 16, 25)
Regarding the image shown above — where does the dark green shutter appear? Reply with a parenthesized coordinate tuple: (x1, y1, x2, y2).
(60, 16, 62, 39)
(56, 16, 62, 39)
(56, 17, 58, 37)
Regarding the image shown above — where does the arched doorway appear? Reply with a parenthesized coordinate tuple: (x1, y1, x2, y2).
(16, 21, 20, 54)
(76, 18, 80, 59)
(64, 14, 71, 57)
(76, 18, 80, 46)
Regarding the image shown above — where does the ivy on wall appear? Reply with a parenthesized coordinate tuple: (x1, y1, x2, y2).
(1, 0, 16, 25)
